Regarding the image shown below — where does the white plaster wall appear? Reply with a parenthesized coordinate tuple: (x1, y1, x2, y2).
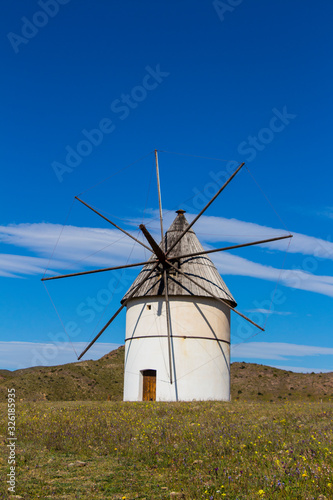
(123, 296, 230, 401)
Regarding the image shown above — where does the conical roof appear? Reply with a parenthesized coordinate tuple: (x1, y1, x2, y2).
(121, 210, 236, 307)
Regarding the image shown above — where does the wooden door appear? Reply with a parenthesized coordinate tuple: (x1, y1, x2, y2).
(142, 370, 156, 401)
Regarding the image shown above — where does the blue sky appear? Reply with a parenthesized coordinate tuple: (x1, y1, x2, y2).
(1, 0, 333, 372)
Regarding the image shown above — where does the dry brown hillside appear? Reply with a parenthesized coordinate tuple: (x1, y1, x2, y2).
(0, 346, 332, 402)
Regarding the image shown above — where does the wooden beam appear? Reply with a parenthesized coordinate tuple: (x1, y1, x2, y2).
(166, 259, 264, 332)
(165, 162, 245, 256)
(163, 269, 173, 384)
(75, 196, 152, 253)
(169, 234, 293, 261)
(155, 149, 165, 251)
(77, 262, 160, 360)
(41, 259, 156, 282)
(139, 224, 166, 263)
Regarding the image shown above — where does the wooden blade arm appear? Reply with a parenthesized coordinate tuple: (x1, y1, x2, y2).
(77, 261, 160, 360)
(165, 162, 245, 257)
(75, 196, 152, 253)
(139, 224, 166, 262)
(163, 269, 173, 384)
(41, 259, 156, 282)
(166, 259, 264, 332)
(169, 234, 293, 261)
(78, 303, 126, 360)
(155, 150, 165, 251)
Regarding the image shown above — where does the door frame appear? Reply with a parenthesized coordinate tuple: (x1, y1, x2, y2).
(141, 369, 157, 401)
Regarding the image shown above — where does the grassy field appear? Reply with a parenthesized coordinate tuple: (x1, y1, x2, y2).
(1, 400, 332, 499)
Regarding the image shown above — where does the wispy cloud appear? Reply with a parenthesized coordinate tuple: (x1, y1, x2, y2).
(213, 251, 333, 298)
(0, 217, 333, 298)
(231, 341, 333, 360)
(133, 210, 333, 260)
(319, 207, 333, 220)
(0, 223, 150, 278)
(287, 205, 333, 222)
(0, 254, 63, 278)
(247, 308, 292, 316)
(0, 222, 149, 259)
(194, 214, 333, 260)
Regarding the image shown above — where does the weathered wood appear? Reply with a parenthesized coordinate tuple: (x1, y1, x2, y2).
(165, 162, 244, 256)
(164, 269, 173, 384)
(171, 234, 293, 261)
(166, 259, 264, 332)
(139, 224, 166, 263)
(75, 196, 152, 253)
(41, 259, 157, 282)
(155, 149, 165, 251)
(142, 369, 156, 401)
(77, 261, 160, 359)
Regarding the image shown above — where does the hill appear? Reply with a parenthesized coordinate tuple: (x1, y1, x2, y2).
(0, 347, 124, 402)
(0, 346, 332, 401)
(231, 361, 333, 401)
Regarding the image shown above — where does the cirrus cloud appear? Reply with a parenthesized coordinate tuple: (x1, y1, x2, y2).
(0, 215, 332, 299)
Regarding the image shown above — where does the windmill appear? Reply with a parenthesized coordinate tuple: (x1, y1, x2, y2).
(42, 151, 292, 401)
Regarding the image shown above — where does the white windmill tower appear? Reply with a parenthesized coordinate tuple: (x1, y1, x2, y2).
(42, 150, 292, 402)
(122, 208, 237, 401)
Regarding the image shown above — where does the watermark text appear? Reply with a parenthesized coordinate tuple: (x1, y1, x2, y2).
(7, 388, 16, 493)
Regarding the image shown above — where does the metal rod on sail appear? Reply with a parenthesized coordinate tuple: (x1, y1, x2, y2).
(163, 269, 173, 384)
(75, 196, 153, 253)
(155, 150, 165, 251)
(166, 162, 245, 256)
(41, 259, 156, 282)
(77, 261, 160, 360)
(166, 259, 264, 332)
(169, 234, 293, 261)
